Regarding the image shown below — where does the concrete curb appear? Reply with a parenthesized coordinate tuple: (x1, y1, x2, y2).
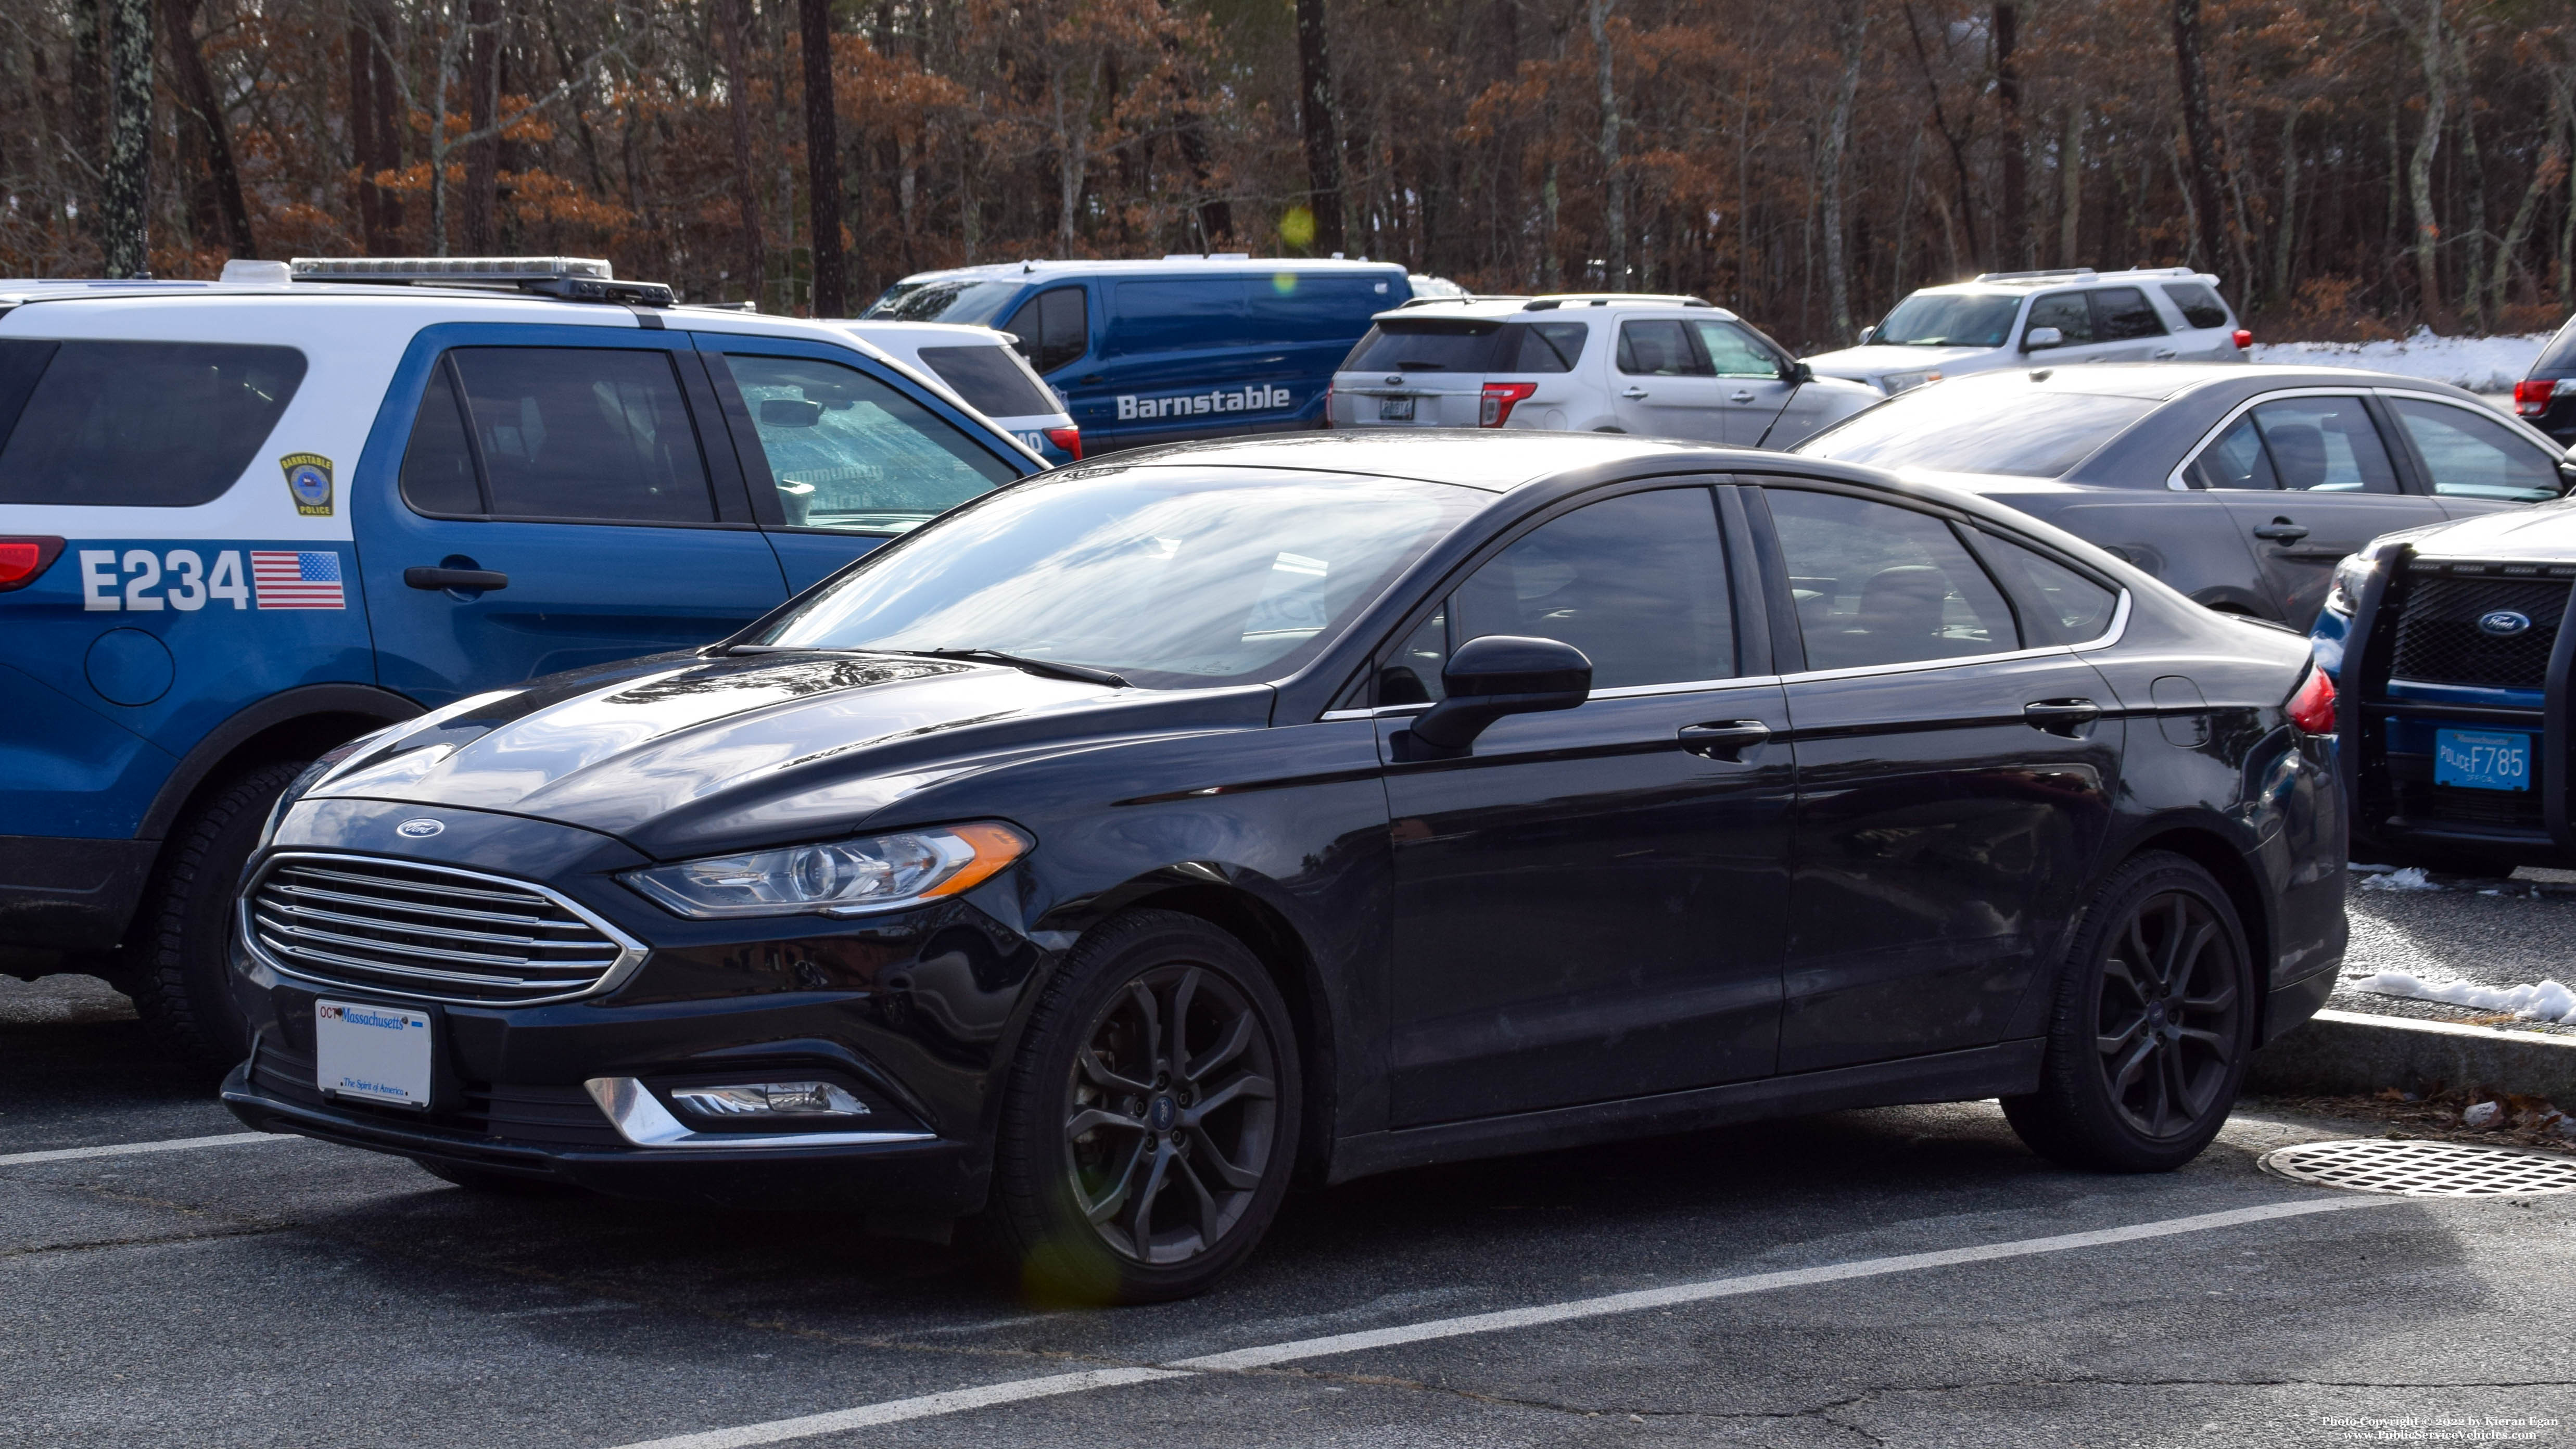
(2248, 1008, 2576, 1102)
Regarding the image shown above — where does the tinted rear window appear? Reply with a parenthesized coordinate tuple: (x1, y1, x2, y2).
(917, 345, 1056, 417)
(1796, 385, 2159, 477)
(2161, 282, 2232, 330)
(1342, 320, 1508, 373)
(2536, 316, 2576, 375)
(0, 339, 306, 506)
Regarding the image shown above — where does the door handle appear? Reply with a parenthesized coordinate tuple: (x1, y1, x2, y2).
(404, 566, 509, 593)
(1621, 386, 1649, 399)
(1679, 720, 1772, 760)
(2252, 519, 2310, 543)
(2022, 698, 2101, 736)
(1079, 374, 1105, 384)
(2152, 348, 2179, 359)
(1729, 389, 1756, 403)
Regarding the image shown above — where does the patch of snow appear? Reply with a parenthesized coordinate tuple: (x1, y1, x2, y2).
(2357, 866, 2440, 892)
(2356, 970, 2576, 1024)
(2250, 327, 2552, 392)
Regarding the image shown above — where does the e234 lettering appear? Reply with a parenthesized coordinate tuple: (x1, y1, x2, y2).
(78, 549, 251, 612)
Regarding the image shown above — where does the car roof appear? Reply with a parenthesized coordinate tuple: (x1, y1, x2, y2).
(1368, 294, 1740, 324)
(886, 257, 1407, 287)
(1898, 361, 2491, 405)
(835, 320, 1014, 344)
(1905, 267, 2223, 295)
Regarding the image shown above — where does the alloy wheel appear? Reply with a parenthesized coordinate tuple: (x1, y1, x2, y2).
(2091, 889, 2245, 1139)
(1062, 963, 1280, 1266)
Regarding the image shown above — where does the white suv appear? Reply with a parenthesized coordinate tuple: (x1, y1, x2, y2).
(1804, 267, 2249, 395)
(1327, 294, 1881, 448)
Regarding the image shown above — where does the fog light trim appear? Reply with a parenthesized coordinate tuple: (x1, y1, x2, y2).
(583, 1076, 934, 1150)
(670, 1081, 868, 1118)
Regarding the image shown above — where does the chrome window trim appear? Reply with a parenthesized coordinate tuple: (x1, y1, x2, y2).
(2164, 386, 2376, 491)
(584, 1077, 936, 1150)
(239, 850, 650, 1008)
(1314, 590, 2127, 713)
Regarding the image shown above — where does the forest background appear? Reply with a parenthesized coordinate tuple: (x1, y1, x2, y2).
(4, 0, 2572, 349)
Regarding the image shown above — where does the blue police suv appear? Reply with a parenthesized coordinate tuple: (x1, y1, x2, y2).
(861, 255, 1411, 454)
(0, 257, 1044, 1064)
(2316, 493, 2576, 873)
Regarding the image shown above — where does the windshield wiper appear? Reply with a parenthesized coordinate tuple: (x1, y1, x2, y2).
(702, 642, 1127, 687)
(911, 648, 1128, 688)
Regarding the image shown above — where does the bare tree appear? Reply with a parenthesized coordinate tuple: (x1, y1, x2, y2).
(1821, 0, 1869, 339)
(800, 0, 846, 313)
(717, 0, 766, 304)
(2405, 0, 2446, 315)
(1591, 0, 1625, 284)
(161, 0, 254, 258)
(2170, 0, 2226, 272)
(1293, 0, 1346, 251)
(99, 0, 153, 276)
(1994, 3, 2027, 269)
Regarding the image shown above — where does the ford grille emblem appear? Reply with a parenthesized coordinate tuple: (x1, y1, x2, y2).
(2478, 610, 2533, 638)
(395, 819, 445, 838)
(1384, 374, 1403, 386)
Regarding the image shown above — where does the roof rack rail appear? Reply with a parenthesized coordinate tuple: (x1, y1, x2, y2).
(1524, 292, 1715, 309)
(286, 256, 676, 307)
(1970, 268, 2098, 283)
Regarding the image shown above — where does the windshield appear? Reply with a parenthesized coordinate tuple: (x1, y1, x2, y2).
(1872, 291, 2023, 348)
(1796, 384, 2158, 477)
(861, 278, 1024, 326)
(760, 469, 1480, 688)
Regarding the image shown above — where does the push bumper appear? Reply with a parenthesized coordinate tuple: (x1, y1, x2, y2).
(0, 833, 156, 958)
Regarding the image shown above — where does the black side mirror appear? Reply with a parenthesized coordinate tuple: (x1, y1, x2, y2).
(1783, 359, 1815, 384)
(1408, 635, 1592, 751)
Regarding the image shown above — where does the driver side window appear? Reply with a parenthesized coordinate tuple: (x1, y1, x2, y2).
(1390, 487, 1735, 697)
(716, 354, 1019, 533)
(2024, 292, 2095, 345)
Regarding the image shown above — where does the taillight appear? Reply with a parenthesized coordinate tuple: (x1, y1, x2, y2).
(2515, 378, 2561, 417)
(2231, 329, 2253, 350)
(1043, 425, 1082, 461)
(1480, 382, 1539, 428)
(0, 536, 64, 592)
(2287, 667, 2338, 735)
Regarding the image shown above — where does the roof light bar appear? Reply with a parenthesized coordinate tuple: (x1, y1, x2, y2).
(286, 256, 675, 308)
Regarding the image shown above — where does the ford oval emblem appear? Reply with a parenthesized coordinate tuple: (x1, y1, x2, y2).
(395, 819, 445, 838)
(2478, 610, 2533, 638)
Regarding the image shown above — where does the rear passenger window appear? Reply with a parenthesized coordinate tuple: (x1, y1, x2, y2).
(0, 339, 306, 507)
(2161, 283, 2232, 329)
(2024, 292, 2095, 345)
(1965, 530, 2121, 644)
(1451, 488, 1734, 689)
(2389, 398, 2566, 503)
(1616, 321, 1710, 377)
(1507, 322, 1589, 374)
(398, 362, 482, 515)
(423, 348, 715, 523)
(2185, 414, 2276, 489)
(720, 354, 1017, 532)
(1003, 288, 1088, 374)
(1766, 489, 2019, 669)
(2090, 287, 2168, 340)
(916, 345, 1056, 417)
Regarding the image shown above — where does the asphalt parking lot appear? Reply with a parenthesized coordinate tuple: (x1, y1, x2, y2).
(2333, 866, 2576, 1035)
(8, 945, 2576, 1449)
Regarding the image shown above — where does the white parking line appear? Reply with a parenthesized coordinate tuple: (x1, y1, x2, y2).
(608, 1194, 2393, 1449)
(0, 1132, 285, 1167)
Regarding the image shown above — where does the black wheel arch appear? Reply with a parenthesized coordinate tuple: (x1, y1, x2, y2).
(136, 683, 424, 842)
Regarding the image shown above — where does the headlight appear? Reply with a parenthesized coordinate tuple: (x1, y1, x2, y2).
(2323, 552, 2382, 620)
(1881, 370, 1939, 393)
(623, 822, 1031, 919)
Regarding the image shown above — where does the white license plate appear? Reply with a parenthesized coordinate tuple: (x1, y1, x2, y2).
(1378, 396, 1416, 421)
(315, 1000, 434, 1109)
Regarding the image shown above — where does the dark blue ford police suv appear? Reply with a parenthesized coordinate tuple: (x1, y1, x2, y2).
(0, 258, 1044, 1064)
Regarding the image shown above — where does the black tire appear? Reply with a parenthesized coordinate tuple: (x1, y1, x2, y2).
(128, 759, 310, 1072)
(2003, 851, 2255, 1173)
(416, 1159, 580, 1196)
(985, 910, 1301, 1305)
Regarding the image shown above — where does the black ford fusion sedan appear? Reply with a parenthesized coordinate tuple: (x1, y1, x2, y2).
(222, 432, 2346, 1302)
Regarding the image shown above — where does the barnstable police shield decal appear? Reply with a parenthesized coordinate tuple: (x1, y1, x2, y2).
(280, 452, 335, 516)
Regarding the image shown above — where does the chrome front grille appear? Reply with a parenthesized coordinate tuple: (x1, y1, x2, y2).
(244, 853, 642, 1005)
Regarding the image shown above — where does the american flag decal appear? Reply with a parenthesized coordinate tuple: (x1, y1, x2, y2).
(250, 550, 346, 609)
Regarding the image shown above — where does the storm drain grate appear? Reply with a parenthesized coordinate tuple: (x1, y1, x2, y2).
(2258, 1138, 2576, 1197)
